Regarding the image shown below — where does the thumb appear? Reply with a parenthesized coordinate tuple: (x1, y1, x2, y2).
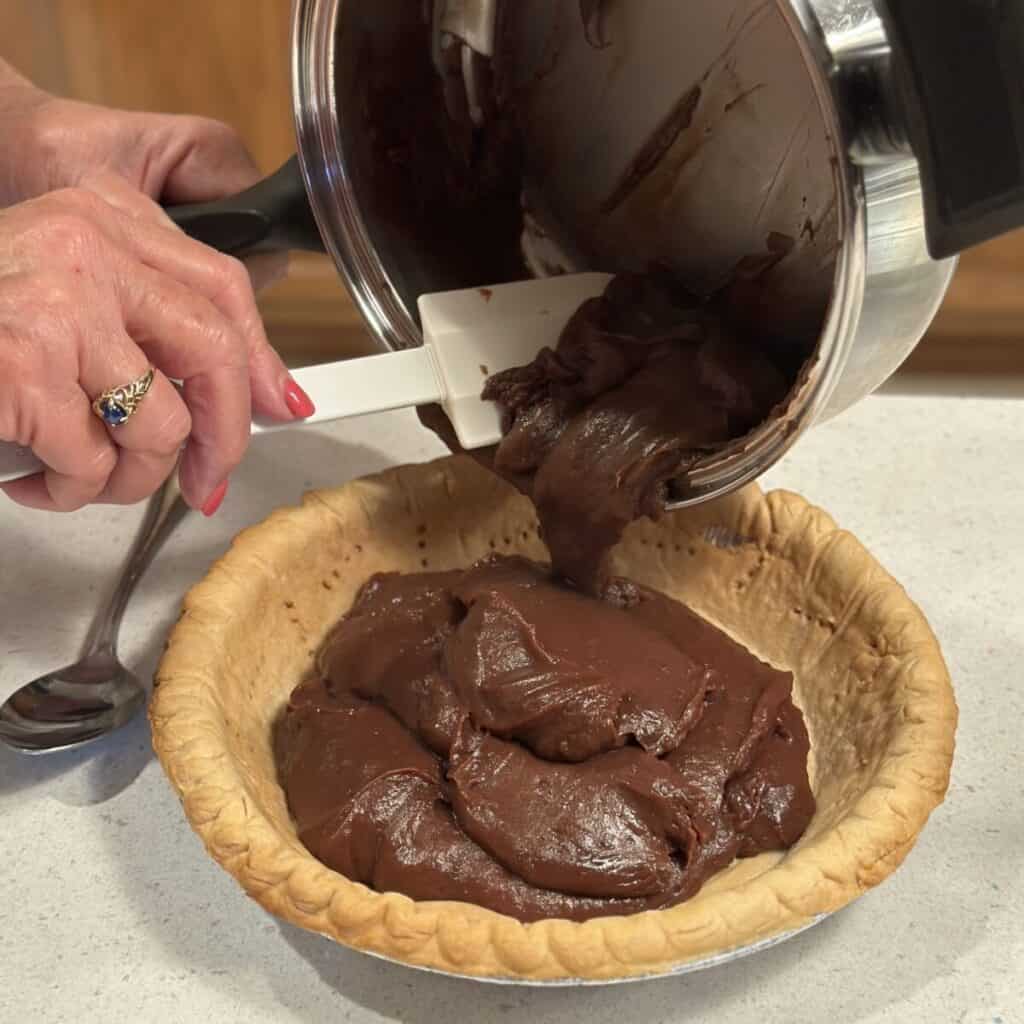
(138, 116, 290, 293)
(150, 114, 263, 204)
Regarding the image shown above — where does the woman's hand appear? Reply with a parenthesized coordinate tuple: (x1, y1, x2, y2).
(0, 60, 312, 513)
(0, 64, 287, 290)
(0, 176, 312, 513)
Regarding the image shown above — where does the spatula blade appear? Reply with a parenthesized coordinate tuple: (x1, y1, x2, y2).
(420, 272, 612, 450)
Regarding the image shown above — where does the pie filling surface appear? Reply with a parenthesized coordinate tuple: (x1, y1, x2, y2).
(275, 555, 815, 923)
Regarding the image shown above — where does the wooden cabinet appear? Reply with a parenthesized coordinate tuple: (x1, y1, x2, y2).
(2, 2, 1022, 376)
(910, 229, 1024, 378)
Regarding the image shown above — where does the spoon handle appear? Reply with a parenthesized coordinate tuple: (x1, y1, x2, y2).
(84, 478, 191, 657)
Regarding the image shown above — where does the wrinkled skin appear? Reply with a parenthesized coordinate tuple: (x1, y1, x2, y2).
(0, 60, 304, 512)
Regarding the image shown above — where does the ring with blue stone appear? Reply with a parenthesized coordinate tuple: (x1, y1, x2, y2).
(91, 368, 156, 429)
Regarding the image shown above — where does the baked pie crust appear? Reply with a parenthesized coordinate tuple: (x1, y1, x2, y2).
(150, 456, 957, 982)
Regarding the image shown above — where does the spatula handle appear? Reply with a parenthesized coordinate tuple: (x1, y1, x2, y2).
(250, 348, 444, 434)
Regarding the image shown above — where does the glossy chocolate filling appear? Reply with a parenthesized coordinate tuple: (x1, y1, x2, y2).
(484, 272, 789, 593)
(276, 557, 814, 923)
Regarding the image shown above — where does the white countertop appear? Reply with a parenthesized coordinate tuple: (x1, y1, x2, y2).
(1, 393, 1022, 1024)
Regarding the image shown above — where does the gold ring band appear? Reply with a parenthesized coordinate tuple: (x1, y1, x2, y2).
(92, 368, 156, 428)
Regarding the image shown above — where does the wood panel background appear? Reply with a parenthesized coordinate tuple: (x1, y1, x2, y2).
(2, 1, 1023, 377)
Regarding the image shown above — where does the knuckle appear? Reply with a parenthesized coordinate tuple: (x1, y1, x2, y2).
(0, 276, 91, 374)
(26, 271, 79, 314)
(79, 443, 118, 485)
(148, 403, 192, 454)
(213, 253, 259, 312)
(217, 254, 255, 300)
(191, 307, 247, 367)
(34, 204, 102, 259)
(48, 186, 109, 221)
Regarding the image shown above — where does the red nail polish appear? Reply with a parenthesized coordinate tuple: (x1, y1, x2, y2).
(284, 379, 316, 419)
(201, 479, 229, 518)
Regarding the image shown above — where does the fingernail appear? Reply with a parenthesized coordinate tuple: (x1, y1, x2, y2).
(284, 378, 316, 419)
(201, 479, 229, 518)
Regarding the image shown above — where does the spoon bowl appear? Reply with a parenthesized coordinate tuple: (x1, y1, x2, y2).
(0, 652, 148, 755)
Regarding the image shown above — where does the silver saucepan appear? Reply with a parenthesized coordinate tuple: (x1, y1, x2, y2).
(164, 0, 1024, 506)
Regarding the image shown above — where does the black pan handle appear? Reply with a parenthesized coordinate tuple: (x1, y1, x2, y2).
(165, 154, 325, 256)
(878, 0, 1024, 259)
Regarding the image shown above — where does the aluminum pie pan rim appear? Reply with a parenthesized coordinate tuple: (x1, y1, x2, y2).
(297, 911, 833, 986)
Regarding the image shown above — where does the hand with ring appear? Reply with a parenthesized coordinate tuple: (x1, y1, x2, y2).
(0, 61, 314, 514)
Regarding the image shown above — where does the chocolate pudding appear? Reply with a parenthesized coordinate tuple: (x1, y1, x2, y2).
(276, 557, 814, 923)
(483, 273, 789, 592)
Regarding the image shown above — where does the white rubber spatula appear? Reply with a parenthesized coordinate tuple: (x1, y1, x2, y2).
(0, 273, 612, 485)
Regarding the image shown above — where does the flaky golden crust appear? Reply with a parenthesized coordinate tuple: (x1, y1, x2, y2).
(150, 456, 957, 982)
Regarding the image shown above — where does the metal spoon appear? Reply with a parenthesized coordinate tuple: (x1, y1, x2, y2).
(0, 478, 190, 755)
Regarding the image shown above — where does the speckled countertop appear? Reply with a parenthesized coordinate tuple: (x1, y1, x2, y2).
(1, 393, 1021, 1024)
